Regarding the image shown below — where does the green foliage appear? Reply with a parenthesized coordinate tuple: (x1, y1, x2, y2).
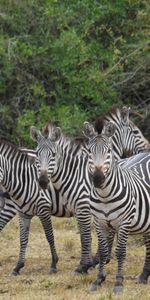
(0, 0, 149, 145)
(17, 103, 89, 146)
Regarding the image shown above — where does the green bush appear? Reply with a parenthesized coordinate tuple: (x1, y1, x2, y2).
(0, 0, 149, 145)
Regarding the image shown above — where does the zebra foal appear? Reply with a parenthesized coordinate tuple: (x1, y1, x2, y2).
(83, 121, 150, 293)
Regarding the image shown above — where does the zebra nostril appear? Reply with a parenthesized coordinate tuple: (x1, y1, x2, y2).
(38, 175, 49, 190)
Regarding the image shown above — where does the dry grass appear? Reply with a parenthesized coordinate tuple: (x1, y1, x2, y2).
(0, 216, 150, 300)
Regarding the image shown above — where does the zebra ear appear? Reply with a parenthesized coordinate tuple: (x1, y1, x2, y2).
(50, 127, 61, 142)
(28, 155, 36, 165)
(121, 106, 130, 125)
(102, 121, 116, 138)
(30, 126, 42, 142)
(83, 122, 96, 139)
(42, 123, 61, 142)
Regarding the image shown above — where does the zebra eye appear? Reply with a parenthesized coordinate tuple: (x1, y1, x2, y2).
(133, 130, 139, 135)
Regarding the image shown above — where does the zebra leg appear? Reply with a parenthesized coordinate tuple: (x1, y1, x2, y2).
(91, 222, 108, 291)
(113, 226, 128, 293)
(0, 193, 5, 211)
(107, 229, 116, 263)
(138, 234, 150, 284)
(39, 214, 58, 273)
(93, 229, 115, 267)
(0, 201, 17, 267)
(11, 214, 31, 275)
(0, 201, 17, 232)
(74, 205, 93, 274)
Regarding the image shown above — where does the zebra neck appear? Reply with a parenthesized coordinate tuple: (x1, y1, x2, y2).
(93, 163, 126, 199)
(50, 151, 85, 192)
(2, 155, 34, 197)
(105, 113, 124, 159)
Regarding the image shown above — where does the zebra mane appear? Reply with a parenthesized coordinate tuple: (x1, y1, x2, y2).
(43, 122, 87, 156)
(94, 107, 121, 134)
(58, 132, 88, 156)
(94, 106, 144, 134)
(43, 121, 55, 138)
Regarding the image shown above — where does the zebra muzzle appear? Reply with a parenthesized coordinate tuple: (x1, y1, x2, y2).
(38, 174, 49, 190)
(92, 170, 105, 188)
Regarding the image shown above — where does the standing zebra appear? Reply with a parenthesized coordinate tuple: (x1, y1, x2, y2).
(0, 140, 64, 275)
(0, 149, 37, 233)
(0, 147, 31, 274)
(29, 107, 149, 274)
(83, 121, 150, 293)
(0, 107, 149, 274)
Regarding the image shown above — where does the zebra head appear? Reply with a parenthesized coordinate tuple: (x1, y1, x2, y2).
(83, 121, 116, 188)
(120, 107, 149, 156)
(30, 124, 61, 190)
(94, 107, 149, 159)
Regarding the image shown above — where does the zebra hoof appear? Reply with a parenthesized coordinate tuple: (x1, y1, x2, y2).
(74, 261, 93, 274)
(11, 270, 20, 276)
(74, 269, 87, 275)
(92, 258, 99, 267)
(138, 274, 148, 284)
(113, 284, 123, 294)
(106, 257, 111, 264)
(90, 282, 98, 292)
(49, 267, 57, 274)
(74, 265, 88, 275)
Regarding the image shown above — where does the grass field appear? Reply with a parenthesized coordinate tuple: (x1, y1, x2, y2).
(0, 216, 150, 300)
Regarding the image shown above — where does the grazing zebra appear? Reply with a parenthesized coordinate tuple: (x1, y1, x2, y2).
(83, 121, 150, 293)
(0, 107, 149, 274)
(29, 107, 149, 274)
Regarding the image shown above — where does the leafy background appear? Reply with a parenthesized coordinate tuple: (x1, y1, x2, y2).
(0, 0, 149, 146)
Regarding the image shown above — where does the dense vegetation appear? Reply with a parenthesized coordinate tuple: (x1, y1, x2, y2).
(0, 0, 149, 146)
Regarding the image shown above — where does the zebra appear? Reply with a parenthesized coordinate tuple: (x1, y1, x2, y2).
(0, 107, 149, 274)
(83, 120, 150, 293)
(0, 150, 46, 275)
(29, 107, 149, 274)
(30, 125, 94, 273)
(0, 149, 36, 223)
(0, 139, 70, 275)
